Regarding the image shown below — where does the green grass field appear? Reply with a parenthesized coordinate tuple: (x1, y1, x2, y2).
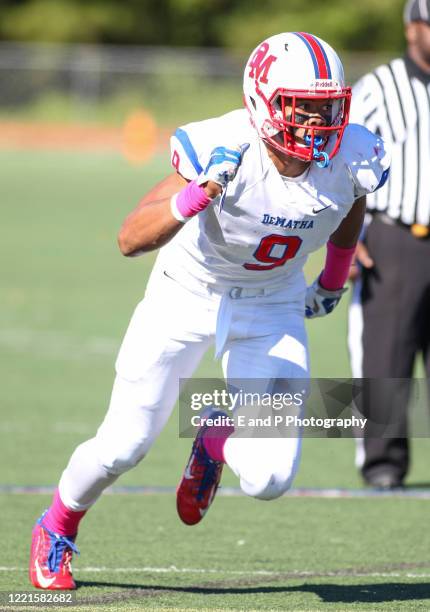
(1, 149, 430, 611)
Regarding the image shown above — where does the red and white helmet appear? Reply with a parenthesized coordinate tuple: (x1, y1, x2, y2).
(243, 32, 351, 165)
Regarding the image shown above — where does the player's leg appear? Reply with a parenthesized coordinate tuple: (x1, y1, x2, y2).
(221, 297, 308, 500)
(420, 256, 430, 421)
(349, 217, 427, 487)
(177, 290, 308, 523)
(30, 271, 216, 588)
(424, 301, 430, 377)
(59, 341, 212, 512)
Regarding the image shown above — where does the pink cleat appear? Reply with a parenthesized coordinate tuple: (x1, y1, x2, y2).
(176, 411, 226, 525)
(29, 512, 79, 590)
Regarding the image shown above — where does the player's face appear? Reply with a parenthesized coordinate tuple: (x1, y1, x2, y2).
(285, 97, 334, 144)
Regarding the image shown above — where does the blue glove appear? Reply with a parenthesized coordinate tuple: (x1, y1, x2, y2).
(197, 143, 250, 188)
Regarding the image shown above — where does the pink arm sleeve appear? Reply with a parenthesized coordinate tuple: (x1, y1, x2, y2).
(319, 240, 356, 290)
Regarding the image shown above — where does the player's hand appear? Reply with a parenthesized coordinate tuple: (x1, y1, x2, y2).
(348, 241, 374, 282)
(305, 277, 348, 319)
(197, 144, 250, 196)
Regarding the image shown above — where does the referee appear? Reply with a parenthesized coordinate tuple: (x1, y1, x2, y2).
(348, 0, 430, 489)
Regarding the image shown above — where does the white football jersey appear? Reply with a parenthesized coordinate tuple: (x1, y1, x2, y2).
(153, 109, 389, 291)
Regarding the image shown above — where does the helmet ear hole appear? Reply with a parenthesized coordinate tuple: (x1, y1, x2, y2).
(272, 94, 292, 112)
(249, 96, 257, 110)
(271, 94, 292, 123)
(272, 94, 281, 111)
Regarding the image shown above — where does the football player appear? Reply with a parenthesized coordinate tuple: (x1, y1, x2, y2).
(29, 32, 389, 589)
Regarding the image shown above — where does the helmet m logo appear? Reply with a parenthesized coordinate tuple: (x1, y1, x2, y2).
(248, 42, 277, 84)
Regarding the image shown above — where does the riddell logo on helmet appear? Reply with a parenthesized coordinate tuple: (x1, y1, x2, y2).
(310, 79, 341, 89)
(248, 42, 277, 84)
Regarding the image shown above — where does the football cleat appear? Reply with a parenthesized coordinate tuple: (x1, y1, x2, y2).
(29, 511, 79, 590)
(177, 411, 225, 525)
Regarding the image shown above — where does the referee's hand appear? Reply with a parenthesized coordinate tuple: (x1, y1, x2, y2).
(349, 241, 374, 281)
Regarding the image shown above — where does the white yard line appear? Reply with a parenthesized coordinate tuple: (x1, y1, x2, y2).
(2, 484, 430, 498)
(1, 566, 430, 578)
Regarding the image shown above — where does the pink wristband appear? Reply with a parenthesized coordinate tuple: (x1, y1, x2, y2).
(319, 241, 356, 290)
(171, 180, 212, 221)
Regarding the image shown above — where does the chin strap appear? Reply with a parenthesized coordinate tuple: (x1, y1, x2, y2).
(304, 135, 329, 168)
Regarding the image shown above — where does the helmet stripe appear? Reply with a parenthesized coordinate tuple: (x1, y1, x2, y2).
(293, 32, 332, 80)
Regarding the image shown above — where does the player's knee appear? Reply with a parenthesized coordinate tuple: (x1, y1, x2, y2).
(240, 469, 295, 500)
(97, 441, 147, 475)
(100, 449, 145, 475)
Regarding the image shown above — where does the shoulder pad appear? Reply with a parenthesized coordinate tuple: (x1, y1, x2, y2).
(339, 124, 391, 198)
(170, 110, 253, 180)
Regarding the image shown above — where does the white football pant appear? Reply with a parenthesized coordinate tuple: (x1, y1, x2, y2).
(59, 269, 308, 510)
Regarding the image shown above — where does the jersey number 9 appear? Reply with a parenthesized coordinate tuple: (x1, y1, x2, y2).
(244, 234, 302, 271)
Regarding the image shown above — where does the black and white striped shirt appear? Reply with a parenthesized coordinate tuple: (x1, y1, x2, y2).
(350, 55, 430, 225)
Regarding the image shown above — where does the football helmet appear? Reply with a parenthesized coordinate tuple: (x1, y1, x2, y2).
(243, 32, 351, 166)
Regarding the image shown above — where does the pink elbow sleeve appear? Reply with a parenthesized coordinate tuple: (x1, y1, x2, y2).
(319, 241, 356, 291)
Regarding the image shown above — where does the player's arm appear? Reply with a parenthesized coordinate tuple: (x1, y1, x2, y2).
(305, 122, 390, 316)
(338, 196, 374, 281)
(329, 195, 366, 249)
(305, 196, 365, 319)
(118, 173, 220, 256)
(118, 143, 249, 257)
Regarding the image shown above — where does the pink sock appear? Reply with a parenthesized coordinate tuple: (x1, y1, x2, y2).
(203, 425, 234, 463)
(42, 489, 87, 536)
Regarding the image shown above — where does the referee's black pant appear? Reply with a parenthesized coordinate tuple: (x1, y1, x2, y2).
(348, 214, 430, 484)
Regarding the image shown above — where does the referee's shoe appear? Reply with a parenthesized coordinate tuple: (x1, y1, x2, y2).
(365, 472, 404, 490)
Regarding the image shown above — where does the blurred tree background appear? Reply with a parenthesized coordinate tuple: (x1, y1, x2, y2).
(0, 0, 407, 126)
(0, 0, 407, 52)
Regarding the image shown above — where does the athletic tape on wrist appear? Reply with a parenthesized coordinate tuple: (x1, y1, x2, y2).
(176, 180, 212, 219)
(170, 193, 188, 223)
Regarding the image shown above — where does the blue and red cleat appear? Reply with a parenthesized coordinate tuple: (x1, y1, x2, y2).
(176, 411, 225, 525)
(29, 512, 79, 590)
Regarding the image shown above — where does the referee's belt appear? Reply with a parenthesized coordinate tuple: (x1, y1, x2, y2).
(373, 212, 430, 239)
